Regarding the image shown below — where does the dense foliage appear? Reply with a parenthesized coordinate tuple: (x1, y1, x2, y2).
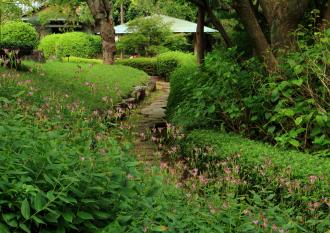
(167, 31, 330, 153)
(172, 130, 330, 232)
(0, 21, 38, 50)
(37, 34, 62, 59)
(38, 32, 102, 59)
(0, 62, 150, 232)
(117, 16, 189, 56)
(117, 51, 195, 80)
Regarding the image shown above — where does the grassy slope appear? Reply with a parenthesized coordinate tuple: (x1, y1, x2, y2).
(21, 61, 149, 110)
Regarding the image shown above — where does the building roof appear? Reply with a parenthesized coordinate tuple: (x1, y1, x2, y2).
(115, 14, 217, 34)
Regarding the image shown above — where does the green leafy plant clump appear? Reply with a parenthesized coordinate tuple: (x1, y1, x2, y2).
(0, 21, 39, 50)
(38, 32, 102, 59)
(178, 129, 330, 232)
(167, 31, 329, 152)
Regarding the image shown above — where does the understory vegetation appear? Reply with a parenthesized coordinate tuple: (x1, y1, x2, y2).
(168, 31, 330, 153)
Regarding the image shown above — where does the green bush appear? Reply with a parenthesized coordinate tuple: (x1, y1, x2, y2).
(167, 33, 330, 152)
(157, 51, 196, 80)
(56, 32, 94, 58)
(117, 52, 196, 79)
(179, 130, 330, 232)
(166, 65, 200, 119)
(37, 34, 62, 58)
(116, 57, 158, 76)
(38, 32, 102, 59)
(89, 35, 102, 57)
(0, 21, 38, 50)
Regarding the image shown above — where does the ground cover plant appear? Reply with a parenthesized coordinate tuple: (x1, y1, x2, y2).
(0, 59, 288, 233)
(0, 65, 148, 232)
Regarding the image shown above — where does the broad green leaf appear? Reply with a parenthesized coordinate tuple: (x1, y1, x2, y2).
(291, 79, 304, 86)
(289, 139, 300, 147)
(32, 216, 46, 225)
(208, 105, 216, 113)
(2, 213, 15, 222)
(0, 223, 10, 233)
(20, 223, 31, 233)
(62, 211, 74, 223)
(77, 211, 94, 220)
(21, 199, 30, 220)
(295, 116, 303, 126)
(117, 215, 132, 224)
(34, 193, 44, 211)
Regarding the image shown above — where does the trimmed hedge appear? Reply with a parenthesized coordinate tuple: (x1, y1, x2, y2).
(37, 34, 61, 58)
(116, 57, 159, 76)
(38, 32, 102, 59)
(56, 32, 94, 58)
(62, 56, 102, 64)
(117, 52, 196, 80)
(0, 21, 38, 50)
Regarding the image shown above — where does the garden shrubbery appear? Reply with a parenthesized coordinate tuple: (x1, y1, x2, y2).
(117, 51, 195, 80)
(167, 31, 330, 153)
(38, 32, 102, 59)
(116, 57, 159, 76)
(0, 21, 38, 50)
(37, 34, 61, 58)
(0, 21, 38, 68)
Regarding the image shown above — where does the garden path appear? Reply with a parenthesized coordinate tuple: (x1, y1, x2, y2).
(128, 78, 170, 166)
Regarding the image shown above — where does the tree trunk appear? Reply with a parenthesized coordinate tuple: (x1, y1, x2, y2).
(120, 3, 125, 24)
(205, 4, 232, 47)
(100, 17, 116, 64)
(196, 5, 205, 65)
(260, 0, 310, 50)
(87, 0, 116, 64)
(120, 3, 124, 59)
(233, 0, 278, 73)
(321, 0, 330, 30)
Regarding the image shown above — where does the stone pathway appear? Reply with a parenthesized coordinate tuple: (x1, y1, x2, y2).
(130, 78, 170, 164)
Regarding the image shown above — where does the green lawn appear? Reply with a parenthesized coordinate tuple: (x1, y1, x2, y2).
(17, 61, 149, 110)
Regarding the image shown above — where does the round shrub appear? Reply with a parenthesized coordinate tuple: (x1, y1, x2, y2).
(0, 21, 38, 50)
(89, 35, 102, 57)
(38, 34, 62, 58)
(55, 32, 95, 58)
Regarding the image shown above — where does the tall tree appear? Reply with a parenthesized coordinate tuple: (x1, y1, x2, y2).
(321, 0, 330, 29)
(196, 5, 205, 65)
(189, 0, 232, 48)
(259, 0, 310, 49)
(233, 0, 278, 72)
(87, 0, 116, 64)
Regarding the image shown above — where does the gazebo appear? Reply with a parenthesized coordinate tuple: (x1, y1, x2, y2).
(114, 14, 217, 53)
(114, 14, 217, 34)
